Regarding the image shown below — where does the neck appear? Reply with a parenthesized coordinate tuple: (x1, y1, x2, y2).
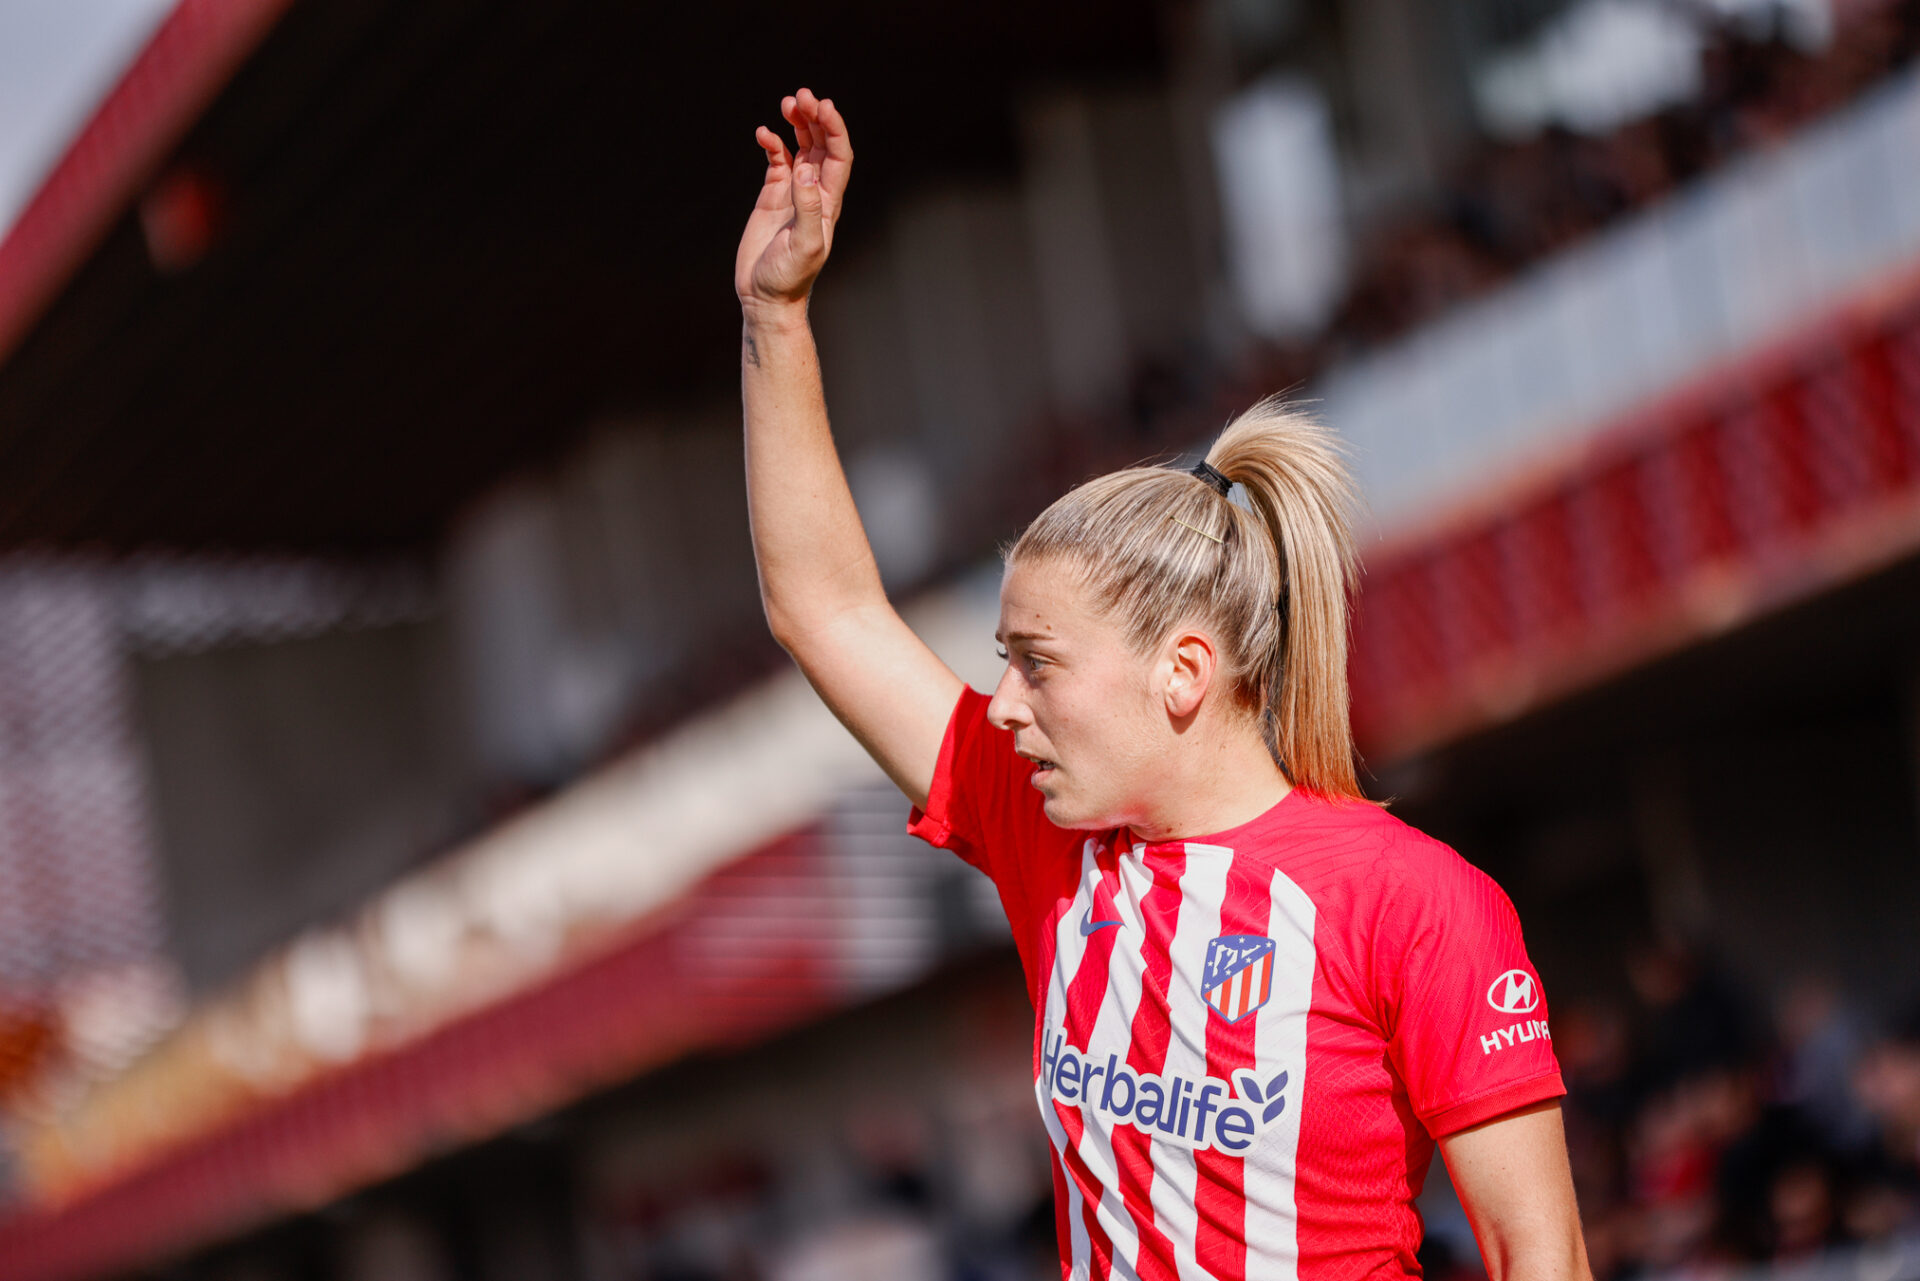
(1126, 721, 1293, 844)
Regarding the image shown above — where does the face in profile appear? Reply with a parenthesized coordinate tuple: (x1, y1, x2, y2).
(987, 557, 1173, 831)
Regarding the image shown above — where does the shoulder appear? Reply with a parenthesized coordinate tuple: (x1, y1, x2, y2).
(1273, 793, 1507, 922)
(1275, 792, 1473, 878)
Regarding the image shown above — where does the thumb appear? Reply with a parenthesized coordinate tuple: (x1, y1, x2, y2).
(790, 158, 826, 258)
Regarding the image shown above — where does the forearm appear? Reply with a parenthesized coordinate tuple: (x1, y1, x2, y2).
(1441, 1102, 1593, 1281)
(1474, 1222, 1590, 1281)
(741, 303, 888, 648)
(728, 91, 959, 804)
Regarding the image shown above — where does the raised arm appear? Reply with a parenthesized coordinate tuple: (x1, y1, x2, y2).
(735, 89, 963, 807)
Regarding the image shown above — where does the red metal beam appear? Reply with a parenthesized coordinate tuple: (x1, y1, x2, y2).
(0, 0, 291, 371)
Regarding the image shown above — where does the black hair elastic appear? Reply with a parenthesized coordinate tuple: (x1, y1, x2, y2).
(1190, 460, 1231, 497)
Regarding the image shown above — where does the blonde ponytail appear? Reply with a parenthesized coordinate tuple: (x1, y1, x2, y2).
(1205, 398, 1360, 797)
(1009, 397, 1362, 799)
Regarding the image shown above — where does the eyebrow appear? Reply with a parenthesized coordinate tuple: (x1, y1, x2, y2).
(995, 629, 1055, 645)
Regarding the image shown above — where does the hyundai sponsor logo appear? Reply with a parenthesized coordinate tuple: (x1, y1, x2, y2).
(1480, 1019, 1552, 1056)
(1486, 969, 1539, 1014)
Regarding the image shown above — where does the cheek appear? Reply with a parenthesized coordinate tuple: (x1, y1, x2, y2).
(1077, 670, 1162, 766)
(1037, 657, 1158, 769)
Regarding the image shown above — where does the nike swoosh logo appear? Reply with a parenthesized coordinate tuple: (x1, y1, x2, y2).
(1080, 909, 1122, 936)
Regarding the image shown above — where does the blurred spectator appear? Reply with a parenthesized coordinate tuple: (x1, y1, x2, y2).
(1054, 1, 1920, 578)
(1849, 1007, 1920, 1237)
(1625, 938, 1759, 1099)
(1329, 2, 1920, 356)
(1628, 1067, 1759, 1267)
(1776, 978, 1875, 1155)
(1551, 965, 1920, 1280)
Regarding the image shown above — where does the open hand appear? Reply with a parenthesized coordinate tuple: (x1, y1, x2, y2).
(735, 89, 853, 314)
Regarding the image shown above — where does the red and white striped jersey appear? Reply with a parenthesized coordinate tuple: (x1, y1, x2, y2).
(909, 689, 1564, 1281)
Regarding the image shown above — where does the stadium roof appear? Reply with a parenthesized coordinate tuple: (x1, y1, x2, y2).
(0, 0, 1161, 553)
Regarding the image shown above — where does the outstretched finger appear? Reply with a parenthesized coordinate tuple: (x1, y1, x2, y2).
(754, 126, 792, 207)
(756, 124, 791, 170)
(814, 97, 854, 203)
(785, 89, 818, 155)
(815, 97, 853, 164)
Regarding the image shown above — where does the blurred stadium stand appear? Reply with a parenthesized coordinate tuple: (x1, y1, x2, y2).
(1, 1, 1920, 1279)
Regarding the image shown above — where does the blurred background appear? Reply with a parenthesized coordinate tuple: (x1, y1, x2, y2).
(0, 0, 1919, 1278)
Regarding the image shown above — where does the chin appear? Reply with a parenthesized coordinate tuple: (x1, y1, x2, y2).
(1040, 792, 1119, 832)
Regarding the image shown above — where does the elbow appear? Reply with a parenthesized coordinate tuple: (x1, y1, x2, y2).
(760, 596, 803, 656)
(760, 592, 831, 663)
(1484, 1230, 1592, 1281)
(760, 580, 874, 661)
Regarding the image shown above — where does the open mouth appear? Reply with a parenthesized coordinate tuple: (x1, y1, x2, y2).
(1018, 750, 1056, 776)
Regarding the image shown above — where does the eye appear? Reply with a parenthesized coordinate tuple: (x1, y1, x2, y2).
(995, 644, 1009, 661)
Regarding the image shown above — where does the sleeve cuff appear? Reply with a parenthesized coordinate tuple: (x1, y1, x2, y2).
(1420, 1071, 1567, 1138)
(906, 804, 954, 849)
(905, 687, 982, 854)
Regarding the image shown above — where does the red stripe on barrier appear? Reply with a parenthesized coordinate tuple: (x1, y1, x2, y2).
(1351, 262, 1920, 758)
(0, 834, 842, 1281)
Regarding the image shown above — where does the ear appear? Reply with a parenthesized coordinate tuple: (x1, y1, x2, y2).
(1162, 627, 1217, 720)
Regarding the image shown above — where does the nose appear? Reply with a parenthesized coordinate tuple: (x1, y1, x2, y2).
(986, 662, 1029, 734)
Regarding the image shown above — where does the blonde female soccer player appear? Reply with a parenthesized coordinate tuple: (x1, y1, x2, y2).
(736, 87, 1592, 1281)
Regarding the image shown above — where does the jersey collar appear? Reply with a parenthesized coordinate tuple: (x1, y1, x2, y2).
(1120, 785, 1312, 858)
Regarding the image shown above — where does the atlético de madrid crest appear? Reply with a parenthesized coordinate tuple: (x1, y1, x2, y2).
(1203, 934, 1275, 1024)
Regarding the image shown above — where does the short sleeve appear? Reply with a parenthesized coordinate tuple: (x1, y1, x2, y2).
(1380, 843, 1566, 1137)
(907, 687, 1073, 953)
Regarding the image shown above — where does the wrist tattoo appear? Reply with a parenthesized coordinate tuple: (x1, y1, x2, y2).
(742, 326, 762, 368)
